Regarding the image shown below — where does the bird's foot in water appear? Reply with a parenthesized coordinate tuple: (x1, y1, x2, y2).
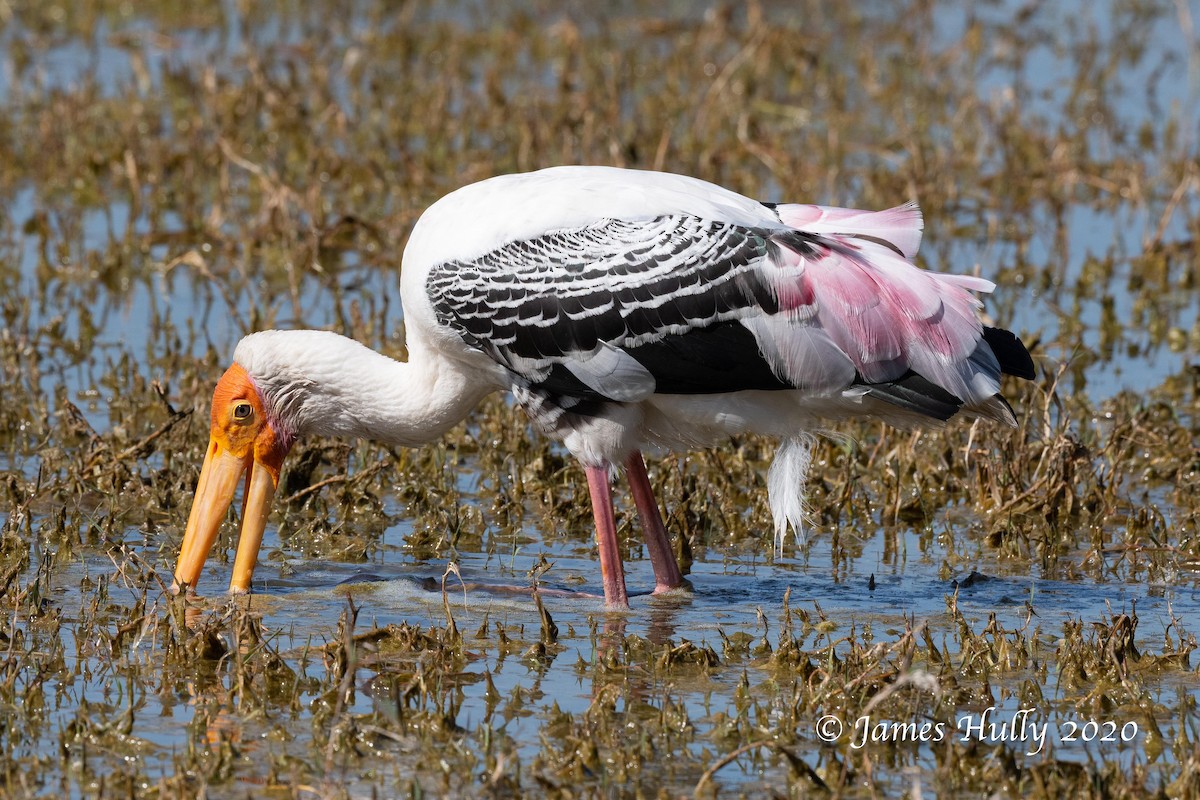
(650, 578, 694, 598)
(340, 572, 691, 605)
(449, 580, 694, 604)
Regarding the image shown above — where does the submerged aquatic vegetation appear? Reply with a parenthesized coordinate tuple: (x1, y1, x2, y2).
(1, 0, 1198, 796)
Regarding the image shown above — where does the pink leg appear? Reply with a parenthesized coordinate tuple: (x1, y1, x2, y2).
(585, 465, 629, 609)
(624, 451, 684, 594)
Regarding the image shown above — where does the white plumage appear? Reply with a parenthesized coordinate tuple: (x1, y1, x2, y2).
(174, 166, 1034, 608)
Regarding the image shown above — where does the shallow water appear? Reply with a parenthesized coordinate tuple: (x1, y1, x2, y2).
(2, 0, 1198, 797)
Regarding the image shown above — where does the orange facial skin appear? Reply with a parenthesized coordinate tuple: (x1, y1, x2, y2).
(172, 364, 292, 595)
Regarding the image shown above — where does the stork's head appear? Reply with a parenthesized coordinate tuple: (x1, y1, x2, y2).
(172, 361, 294, 595)
(172, 329, 460, 595)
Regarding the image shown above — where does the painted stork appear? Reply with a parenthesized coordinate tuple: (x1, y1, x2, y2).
(172, 166, 1034, 608)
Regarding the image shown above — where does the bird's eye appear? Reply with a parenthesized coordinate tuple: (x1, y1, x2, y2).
(233, 402, 253, 420)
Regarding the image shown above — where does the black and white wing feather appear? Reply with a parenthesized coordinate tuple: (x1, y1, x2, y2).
(426, 215, 794, 402)
(424, 202, 1031, 423)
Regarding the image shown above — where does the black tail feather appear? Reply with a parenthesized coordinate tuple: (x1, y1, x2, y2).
(860, 326, 1034, 424)
(983, 326, 1036, 379)
(861, 370, 963, 421)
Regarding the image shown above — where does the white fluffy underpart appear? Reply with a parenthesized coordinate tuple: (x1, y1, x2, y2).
(767, 434, 817, 554)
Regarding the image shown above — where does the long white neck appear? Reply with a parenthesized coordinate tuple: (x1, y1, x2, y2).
(234, 330, 497, 448)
